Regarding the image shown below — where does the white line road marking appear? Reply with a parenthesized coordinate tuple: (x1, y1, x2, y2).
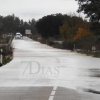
(48, 96, 54, 100)
(48, 86, 57, 100)
(53, 86, 57, 91)
(51, 91, 56, 96)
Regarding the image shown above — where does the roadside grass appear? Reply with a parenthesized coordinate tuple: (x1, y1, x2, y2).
(3, 54, 13, 64)
(0, 36, 13, 67)
(0, 53, 13, 67)
(77, 51, 100, 58)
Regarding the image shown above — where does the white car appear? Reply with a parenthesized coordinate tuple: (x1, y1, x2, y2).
(15, 32, 22, 39)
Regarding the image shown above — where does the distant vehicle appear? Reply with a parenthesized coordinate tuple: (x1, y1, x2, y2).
(15, 32, 22, 39)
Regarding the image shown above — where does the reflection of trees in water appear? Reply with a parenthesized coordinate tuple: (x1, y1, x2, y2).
(89, 69, 100, 77)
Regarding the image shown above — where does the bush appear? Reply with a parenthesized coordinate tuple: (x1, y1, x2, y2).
(62, 41, 74, 50)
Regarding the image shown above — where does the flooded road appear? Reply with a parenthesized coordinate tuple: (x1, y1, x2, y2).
(60, 54, 100, 91)
(0, 36, 100, 92)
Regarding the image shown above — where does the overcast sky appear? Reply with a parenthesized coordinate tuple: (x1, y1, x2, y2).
(0, 0, 85, 21)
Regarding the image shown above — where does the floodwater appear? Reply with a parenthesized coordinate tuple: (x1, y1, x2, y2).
(0, 36, 100, 92)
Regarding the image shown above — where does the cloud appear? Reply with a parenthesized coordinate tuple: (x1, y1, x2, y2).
(0, 0, 79, 21)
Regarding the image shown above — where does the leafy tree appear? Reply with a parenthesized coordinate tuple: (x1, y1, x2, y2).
(35, 14, 64, 38)
(64, 14, 90, 29)
(59, 15, 90, 41)
(76, 0, 100, 23)
(0, 21, 3, 33)
(73, 28, 92, 40)
(75, 0, 100, 34)
(14, 17, 21, 32)
(0, 14, 37, 36)
(2, 15, 14, 33)
(29, 19, 37, 34)
(64, 15, 82, 28)
(59, 23, 77, 41)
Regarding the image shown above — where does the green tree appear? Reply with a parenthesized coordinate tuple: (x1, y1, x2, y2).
(76, 0, 100, 23)
(59, 23, 77, 41)
(73, 28, 92, 41)
(60, 14, 90, 41)
(29, 19, 37, 34)
(75, 0, 100, 35)
(35, 14, 64, 38)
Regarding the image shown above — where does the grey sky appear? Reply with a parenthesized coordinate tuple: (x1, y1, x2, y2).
(0, 0, 83, 21)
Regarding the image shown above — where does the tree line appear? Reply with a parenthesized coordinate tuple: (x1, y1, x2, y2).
(75, 0, 100, 35)
(0, 14, 37, 35)
(36, 0, 100, 41)
(35, 13, 100, 51)
(35, 13, 92, 40)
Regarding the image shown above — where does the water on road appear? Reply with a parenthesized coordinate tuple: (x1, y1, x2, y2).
(0, 36, 100, 92)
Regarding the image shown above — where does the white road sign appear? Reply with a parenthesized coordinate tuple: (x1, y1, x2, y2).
(25, 30, 31, 34)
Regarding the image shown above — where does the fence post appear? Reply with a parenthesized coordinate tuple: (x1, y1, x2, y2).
(0, 49, 3, 64)
(73, 44, 75, 51)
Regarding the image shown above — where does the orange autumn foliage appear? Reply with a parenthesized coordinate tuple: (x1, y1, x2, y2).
(73, 28, 92, 41)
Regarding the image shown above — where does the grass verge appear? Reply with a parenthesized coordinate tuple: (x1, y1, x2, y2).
(77, 51, 100, 58)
